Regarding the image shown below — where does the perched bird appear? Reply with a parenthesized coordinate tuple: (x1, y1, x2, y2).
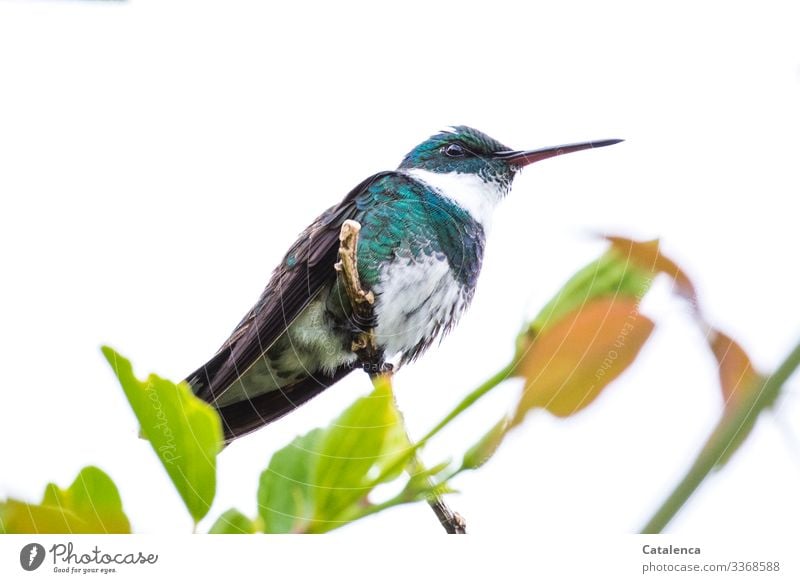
(187, 126, 621, 441)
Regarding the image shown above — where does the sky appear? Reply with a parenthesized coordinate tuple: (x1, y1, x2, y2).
(0, 0, 799, 537)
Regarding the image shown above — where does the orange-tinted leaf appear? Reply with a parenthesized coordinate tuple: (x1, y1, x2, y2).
(606, 236, 697, 303)
(709, 331, 762, 410)
(512, 297, 654, 423)
(707, 330, 765, 467)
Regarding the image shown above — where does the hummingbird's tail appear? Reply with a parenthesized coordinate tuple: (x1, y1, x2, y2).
(190, 365, 354, 443)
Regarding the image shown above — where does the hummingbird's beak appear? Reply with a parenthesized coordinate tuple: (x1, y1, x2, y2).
(494, 138, 623, 167)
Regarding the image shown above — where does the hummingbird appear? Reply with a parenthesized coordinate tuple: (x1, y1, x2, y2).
(187, 126, 622, 442)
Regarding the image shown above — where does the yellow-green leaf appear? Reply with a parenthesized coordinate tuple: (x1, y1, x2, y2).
(0, 466, 130, 534)
(208, 508, 259, 534)
(102, 346, 222, 524)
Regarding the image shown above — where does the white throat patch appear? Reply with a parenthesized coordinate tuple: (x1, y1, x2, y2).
(404, 168, 506, 227)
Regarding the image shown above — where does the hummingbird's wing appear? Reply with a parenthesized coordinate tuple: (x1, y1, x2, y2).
(186, 171, 394, 440)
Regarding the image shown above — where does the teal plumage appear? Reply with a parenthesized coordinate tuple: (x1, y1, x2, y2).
(354, 173, 484, 288)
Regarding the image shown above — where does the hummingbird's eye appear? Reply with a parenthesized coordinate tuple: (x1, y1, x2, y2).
(443, 143, 466, 157)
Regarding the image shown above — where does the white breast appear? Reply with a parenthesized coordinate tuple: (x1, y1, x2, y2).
(373, 254, 467, 361)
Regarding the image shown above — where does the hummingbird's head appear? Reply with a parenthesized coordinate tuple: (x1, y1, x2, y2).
(399, 126, 516, 186)
(398, 126, 622, 225)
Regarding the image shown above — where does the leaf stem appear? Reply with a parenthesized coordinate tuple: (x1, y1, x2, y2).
(641, 338, 800, 533)
(419, 361, 516, 444)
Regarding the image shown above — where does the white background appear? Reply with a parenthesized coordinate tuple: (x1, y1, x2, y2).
(1, 0, 799, 538)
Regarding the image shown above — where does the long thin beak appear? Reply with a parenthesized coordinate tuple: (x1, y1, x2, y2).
(494, 138, 623, 167)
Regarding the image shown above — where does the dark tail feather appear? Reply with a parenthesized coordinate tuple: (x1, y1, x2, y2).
(185, 345, 234, 403)
(213, 366, 354, 443)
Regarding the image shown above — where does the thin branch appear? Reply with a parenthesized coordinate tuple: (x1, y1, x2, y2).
(641, 338, 800, 533)
(336, 220, 466, 534)
(406, 452, 467, 534)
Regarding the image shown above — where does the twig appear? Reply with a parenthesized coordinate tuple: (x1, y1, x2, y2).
(336, 220, 466, 534)
(641, 338, 800, 533)
(407, 452, 467, 534)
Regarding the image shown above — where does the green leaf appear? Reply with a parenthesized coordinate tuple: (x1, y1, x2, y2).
(208, 508, 259, 534)
(527, 245, 653, 338)
(461, 417, 509, 470)
(102, 346, 222, 524)
(0, 466, 130, 534)
(258, 429, 322, 534)
(313, 377, 405, 519)
(257, 375, 421, 534)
